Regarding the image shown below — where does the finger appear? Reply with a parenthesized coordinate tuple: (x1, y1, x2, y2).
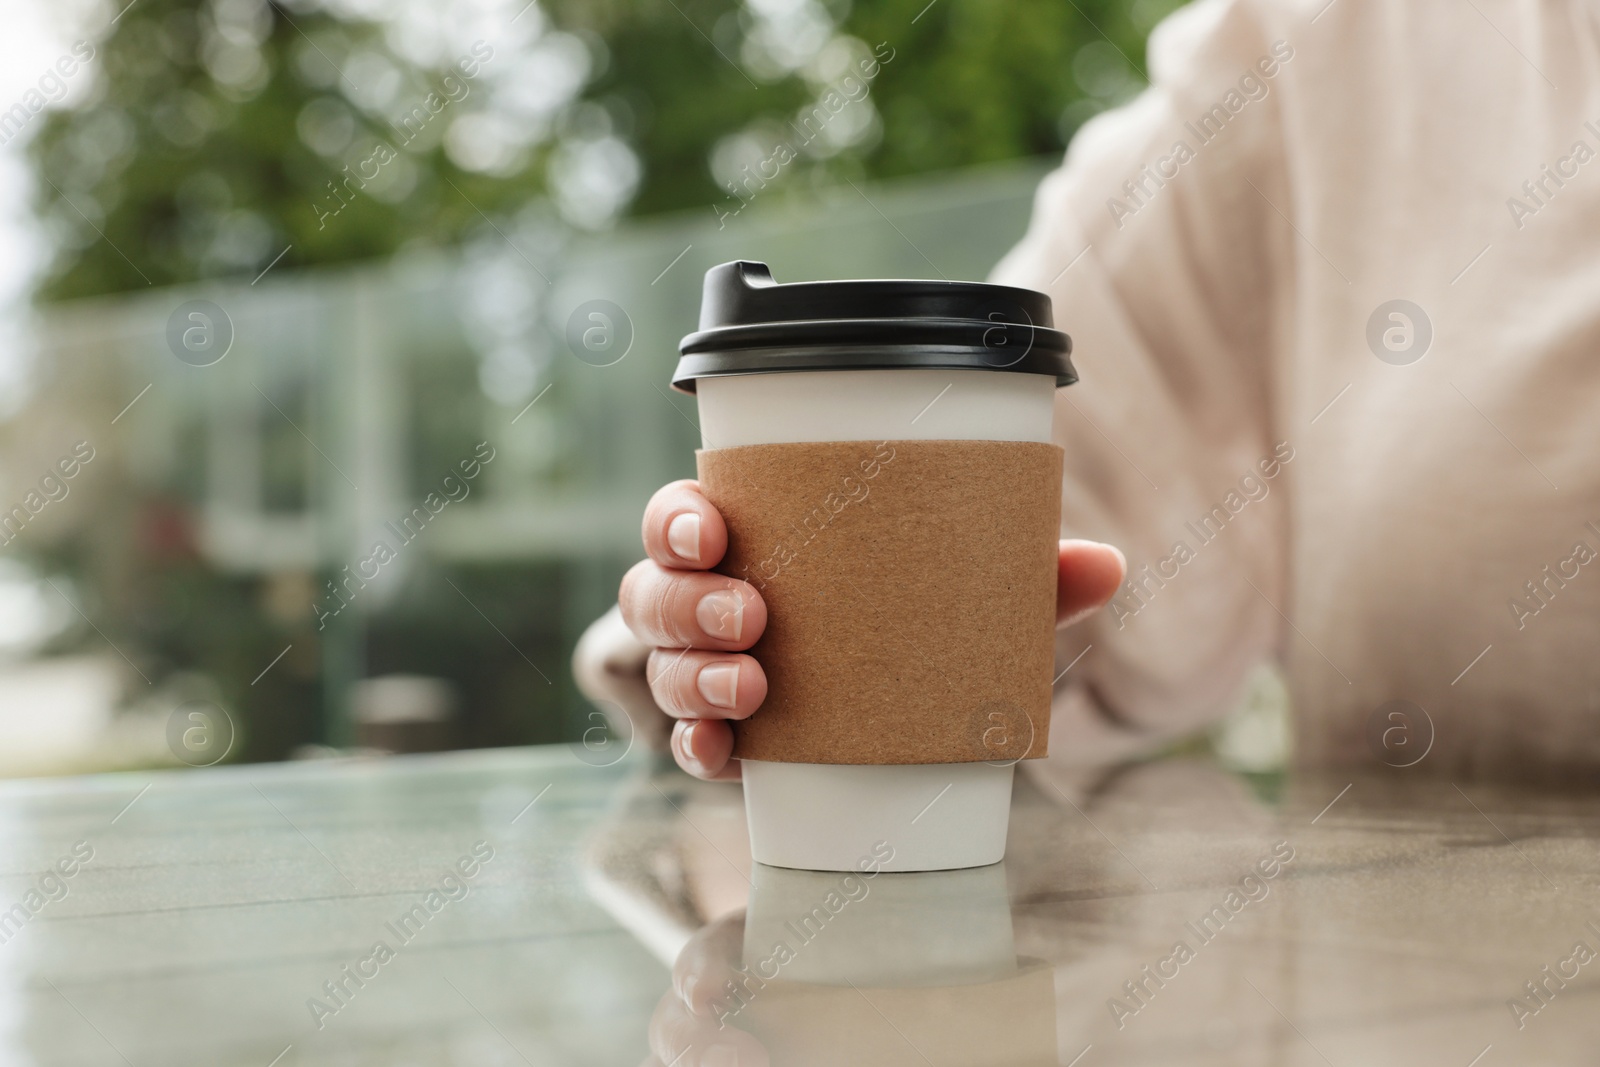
(1057, 539, 1127, 626)
(643, 480, 729, 571)
(648, 650, 768, 720)
(620, 562, 767, 652)
(672, 718, 741, 780)
(673, 912, 748, 1016)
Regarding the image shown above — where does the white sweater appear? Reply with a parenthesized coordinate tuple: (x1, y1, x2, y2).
(993, 0, 1600, 776)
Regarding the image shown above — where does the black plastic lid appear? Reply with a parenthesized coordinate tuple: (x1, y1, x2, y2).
(671, 261, 1075, 393)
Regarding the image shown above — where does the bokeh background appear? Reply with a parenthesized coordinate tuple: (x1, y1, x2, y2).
(0, 0, 1264, 776)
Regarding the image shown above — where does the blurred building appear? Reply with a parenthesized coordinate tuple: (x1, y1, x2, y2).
(0, 160, 1050, 773)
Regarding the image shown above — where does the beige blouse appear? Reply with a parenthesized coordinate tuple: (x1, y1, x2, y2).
(993, 0, 1600, 777)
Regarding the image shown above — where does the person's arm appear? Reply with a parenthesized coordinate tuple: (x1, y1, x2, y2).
(992, 0, 1296, 766)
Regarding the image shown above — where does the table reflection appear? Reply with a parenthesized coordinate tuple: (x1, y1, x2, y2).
(651, 860, 1055, 1066)
(589, 757, 1600, 1066)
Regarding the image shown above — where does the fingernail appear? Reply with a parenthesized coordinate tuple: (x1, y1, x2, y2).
(667, 511, 701, 562)
(1109, 543, 1127, 575)
(697, 661, 740, 709)
(697, 590, 744, 641)
(677, 721, 708, 775)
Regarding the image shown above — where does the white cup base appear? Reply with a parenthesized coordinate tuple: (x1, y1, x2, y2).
(742, 760, 1014, 872)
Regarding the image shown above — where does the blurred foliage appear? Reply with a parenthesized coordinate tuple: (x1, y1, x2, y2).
(567, 0, 1158, 215)
(32, 0, 1181, 302)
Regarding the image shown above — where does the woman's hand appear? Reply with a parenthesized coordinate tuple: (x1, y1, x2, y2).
(573, 479, 1126, 781)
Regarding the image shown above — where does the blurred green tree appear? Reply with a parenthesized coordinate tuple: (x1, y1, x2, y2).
(32, 0, 1176, 301)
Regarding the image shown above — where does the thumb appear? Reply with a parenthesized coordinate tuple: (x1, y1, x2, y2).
(1057, 539, 1126, 626)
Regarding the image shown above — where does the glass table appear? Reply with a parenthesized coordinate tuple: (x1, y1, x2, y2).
(6, 745, 1599, 1065)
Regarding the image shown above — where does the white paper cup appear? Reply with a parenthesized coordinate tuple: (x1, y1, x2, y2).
(696, 367, 1056, 871)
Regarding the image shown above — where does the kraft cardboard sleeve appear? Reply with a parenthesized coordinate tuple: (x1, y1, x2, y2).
(696, 439, 1064, 765)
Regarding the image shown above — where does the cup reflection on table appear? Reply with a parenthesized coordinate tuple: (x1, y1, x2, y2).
(647, 860, 1057, 1066)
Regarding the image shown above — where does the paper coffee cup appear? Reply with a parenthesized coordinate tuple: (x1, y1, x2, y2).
(673, 262, 1075, 872)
